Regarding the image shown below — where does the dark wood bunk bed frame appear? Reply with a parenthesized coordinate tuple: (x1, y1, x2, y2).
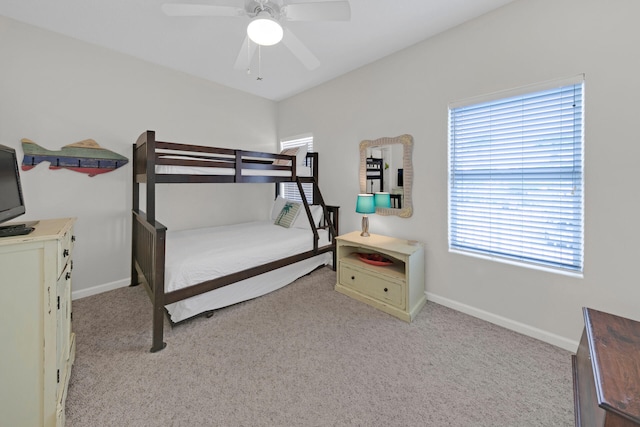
(131, 130, 339, 352)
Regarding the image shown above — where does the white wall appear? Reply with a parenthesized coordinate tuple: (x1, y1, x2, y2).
(3, 0, 638, 351)
(0, 17, 278, 296)
(277, 0, 640, 350)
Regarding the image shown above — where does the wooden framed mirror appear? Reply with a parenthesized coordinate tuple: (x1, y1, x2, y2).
(359, 134, 413, 218)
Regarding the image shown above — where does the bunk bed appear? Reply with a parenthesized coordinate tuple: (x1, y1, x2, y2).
(131, 130, 339, 352)
(366, 156, 383, 192)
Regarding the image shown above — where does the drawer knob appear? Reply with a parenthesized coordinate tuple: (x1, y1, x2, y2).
(351, 276, 355, 280)
(384, 288, 388, 292)
(63, 249, 70, 257)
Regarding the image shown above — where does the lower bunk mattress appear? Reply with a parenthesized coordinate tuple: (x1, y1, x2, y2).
(164, 220, 331, 322)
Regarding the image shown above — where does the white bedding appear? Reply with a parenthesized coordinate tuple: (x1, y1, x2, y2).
(164, 221, 331, 322)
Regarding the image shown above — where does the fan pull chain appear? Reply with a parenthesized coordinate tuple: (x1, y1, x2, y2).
(257, 45, 263, 81)
(246, 36, 251, 75)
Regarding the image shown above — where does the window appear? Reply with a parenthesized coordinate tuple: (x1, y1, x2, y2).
(448, 76, 584, 272)
(280, 134, 313, 203)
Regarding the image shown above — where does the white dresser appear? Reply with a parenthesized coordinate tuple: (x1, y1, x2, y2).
(0, 217, 76, 427)
(335, 231, 426, 322)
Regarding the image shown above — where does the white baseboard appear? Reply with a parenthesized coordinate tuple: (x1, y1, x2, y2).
(426, 292, 579, 352)
(72, 278, 130, 300)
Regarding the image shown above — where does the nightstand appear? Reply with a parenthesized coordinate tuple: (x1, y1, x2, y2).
(335, 231, 426, 322)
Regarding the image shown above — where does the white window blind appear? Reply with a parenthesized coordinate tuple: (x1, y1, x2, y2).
(448, 78, 584, 271)
(281, 135, 313, 203)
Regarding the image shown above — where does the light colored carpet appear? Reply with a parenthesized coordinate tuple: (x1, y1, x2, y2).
(66, 267, 574, 426)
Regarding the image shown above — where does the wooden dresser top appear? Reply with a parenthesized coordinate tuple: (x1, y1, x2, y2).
(0, 217, 75, 246)
(584, 307, 640, 423)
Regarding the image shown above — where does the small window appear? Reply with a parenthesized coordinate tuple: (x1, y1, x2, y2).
(448, 76, 584, 272)
(280, 134, 313, 203)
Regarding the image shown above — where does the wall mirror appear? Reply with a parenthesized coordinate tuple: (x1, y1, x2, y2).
(359, 134, 413, 218)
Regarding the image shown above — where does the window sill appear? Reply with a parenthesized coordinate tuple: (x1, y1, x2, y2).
(449, 248, 584, 279)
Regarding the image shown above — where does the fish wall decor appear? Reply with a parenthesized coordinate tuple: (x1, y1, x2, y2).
(21, 138, 128, 177)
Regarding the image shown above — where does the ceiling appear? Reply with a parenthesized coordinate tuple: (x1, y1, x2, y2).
(0, 0, 515, 101)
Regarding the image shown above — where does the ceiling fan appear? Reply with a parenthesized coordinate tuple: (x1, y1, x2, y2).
(161, 0, 351, 71)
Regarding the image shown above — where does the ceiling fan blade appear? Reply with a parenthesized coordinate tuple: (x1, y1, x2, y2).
(234, 35, 257, 70)
(284, 1, 351, 21)
(161, 3, 243, 17)
(282, 28, 320, 70)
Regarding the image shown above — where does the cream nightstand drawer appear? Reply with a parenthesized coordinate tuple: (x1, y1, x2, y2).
(339, 263, 405, 309)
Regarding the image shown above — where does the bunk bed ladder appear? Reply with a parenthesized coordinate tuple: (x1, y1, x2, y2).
(296, 176, 338, 266)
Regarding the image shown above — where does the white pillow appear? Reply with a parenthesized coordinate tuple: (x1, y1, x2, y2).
(271, 196, 287, 220)
(293, 204, 324, 229)
(295, 145, 308, 166)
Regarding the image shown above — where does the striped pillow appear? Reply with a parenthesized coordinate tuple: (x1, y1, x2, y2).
(273, 147, 299, 166)
(274, 201, 301, 228)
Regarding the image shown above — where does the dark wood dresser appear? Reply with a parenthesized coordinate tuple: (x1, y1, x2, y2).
(572, 307, 640, 426)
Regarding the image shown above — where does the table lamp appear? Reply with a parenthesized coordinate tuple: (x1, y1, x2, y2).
(374, 192, 391, 209)
(356, 194, 375, 237)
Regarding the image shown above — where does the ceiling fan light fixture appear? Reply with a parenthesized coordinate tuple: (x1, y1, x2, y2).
(247, 12, 283, 46)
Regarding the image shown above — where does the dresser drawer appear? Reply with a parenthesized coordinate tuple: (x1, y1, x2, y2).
(339, 263, 405, 309)
(57, 226, 74, 279)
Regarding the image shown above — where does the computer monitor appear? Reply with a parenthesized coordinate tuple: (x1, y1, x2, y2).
(0, 144, 27, 226)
